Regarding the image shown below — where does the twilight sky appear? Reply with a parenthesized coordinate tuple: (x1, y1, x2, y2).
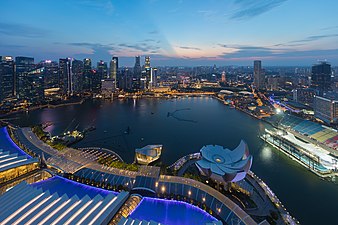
(1, 0, 338, 66)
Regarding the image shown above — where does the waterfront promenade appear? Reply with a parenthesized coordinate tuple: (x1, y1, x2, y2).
(10, 126, 261, 225)
(159, 175, 257, 225)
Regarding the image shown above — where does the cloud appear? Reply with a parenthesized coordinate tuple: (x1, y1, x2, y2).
(66, 42, 117, 60)
(179, 46, 201, 51)
(0, 22, 47, 38)
(118, 41, 161, 53)
(217, 44, 338, 64)
(197, 10, 217, 20)
(149, 30, 158, 34)
(74, 0, 114, 15)
(230, 0, 288, 20)
(289, 34, 338, 44)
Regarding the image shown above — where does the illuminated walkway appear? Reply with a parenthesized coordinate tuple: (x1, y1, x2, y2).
(10, 126, 258, 225)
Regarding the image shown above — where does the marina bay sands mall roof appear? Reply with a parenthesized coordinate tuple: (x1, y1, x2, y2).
(196, 140, 253, 183)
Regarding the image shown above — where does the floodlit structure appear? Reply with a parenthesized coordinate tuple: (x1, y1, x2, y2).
(135, 145, 162, 165)
(0, 177, 128, 225)
(195, 140, 252, 183)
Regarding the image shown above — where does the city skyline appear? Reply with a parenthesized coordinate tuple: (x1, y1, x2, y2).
(1, 0, 338, 66)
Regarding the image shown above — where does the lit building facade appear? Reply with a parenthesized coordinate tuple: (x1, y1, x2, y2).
(253, 60, 265, 90)
(97, 60, 108, 79)
(311, 62, 332, 95)
(58, 58, 72, 96)
(110, 57, 118, 88)
(314, 95, 338, 124)
(83, 58, 92, 92)
(15, 56, 35, 99)
(71, 59, 84, 94)
(293, 88, 317, 106)
(0, 56, 15, 101)
(135, 145, 162, 165)
(38, 60, 58, 89)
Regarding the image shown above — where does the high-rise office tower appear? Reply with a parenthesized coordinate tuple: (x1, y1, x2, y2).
(145, 56, 150, 69)
(253, 60, 264, 90)
(150, 67, 157, 89)
(134, 56, 141, 77)
(83, 58, 92, 92)
(133, 56, 141, 90)
(95, 60, 107, 92)
(24, 67, 45, 104)
(59, 58, 73, 96)
(97, 60, 108, 79)
(119, 67, 133, 90)
(15, 56, 34, 98)
(311, 62, 331, 95)
(72, 59, 84, 94)
(110, 57, 118, 88)
(37, 60, 58, 89)
(0, 56, 15, 101)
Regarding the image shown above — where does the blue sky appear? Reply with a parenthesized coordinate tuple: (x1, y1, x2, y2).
(1, 0, 338, 66)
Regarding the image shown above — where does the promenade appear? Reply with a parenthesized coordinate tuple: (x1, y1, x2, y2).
(11, 126, 259, 225)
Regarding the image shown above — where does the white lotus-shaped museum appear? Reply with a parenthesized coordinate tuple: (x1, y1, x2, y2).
(195, 140, 252, 183)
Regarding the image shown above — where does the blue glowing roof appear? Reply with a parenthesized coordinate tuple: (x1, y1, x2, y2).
(0, 127, 31, 158)
(129, 197, 218, 225)
(31, 176, 117, 198)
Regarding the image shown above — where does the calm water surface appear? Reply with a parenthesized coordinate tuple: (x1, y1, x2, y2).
(5, 97, 338, 225)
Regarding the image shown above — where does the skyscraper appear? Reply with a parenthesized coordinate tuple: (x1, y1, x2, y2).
(311, 62, 331, 95)
(15, 56, 34, 98)
(97, 60, 108, 79)
(145, 56, 150, 69)
(24, 67, 45, 104)
(253, 60, 264, 90)
(133, 56, 141, 90)
(151, 67, 157, 89)
(72, 59, 84, 94)
(83, 58, 92, 92)
(95, 60, 107, 92)
(38, 60, 58, 89)
(0, 56, 15, 101)
(59, 58, 72, 96)
(110, 57, 118, 88)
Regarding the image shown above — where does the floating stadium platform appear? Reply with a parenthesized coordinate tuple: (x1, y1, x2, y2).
(262, 129, 338, 177)
(280, 114, 338, 155)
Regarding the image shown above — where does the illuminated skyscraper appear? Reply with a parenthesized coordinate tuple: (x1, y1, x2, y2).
(59, 58, 72, 96)
(133, 56, 141, 90)
(110, 57, 118, 88)
(24, 67, 45, 103)
(97, 60, 108, 79)
(83, 58, 92, 92)
(71, 59, 84, 94)
(145, 56, 150, 69)
(149, 67, 157, 89)
(311, 61, 331, 95)
(253, 60, 264, 90)
(38, 60, 58, 89)
(95, 60, 107, 92)
(0, 56, 15, 101)
(15, 56, 34, 98)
